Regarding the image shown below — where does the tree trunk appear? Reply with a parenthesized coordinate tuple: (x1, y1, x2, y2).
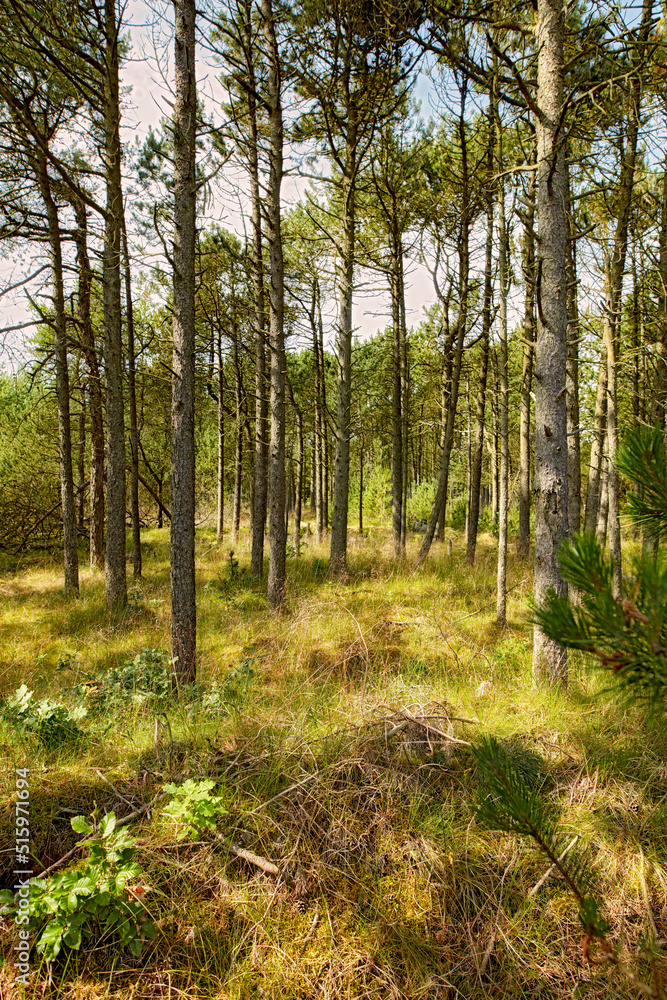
(244, 0, 269, 579)
(496, 90, 509, 627)
(583, 349, 607, 533)
(425, 84, 472, 564)
(359, 446, 364, 533)
(103, 0, 127, 610)
(216, 332, 225, 546)
(330, 153, 355, 576)
(171, 0, 197, 683)
(436, 310, 455, 543)
(72, 198, 105, 570)
(317, 282, 329, 535)
(650, 161, 667, 424)
(491, 351, 499, 526)
(565, 159, 581, 537)
(37, 152, 79, 597)
(400, 258, 409, 552)
(293, 409, 303, 557)
(603, 0, 653, 599)
(416, 169, 469, 571)
(391, 241, 403, 557)
(77, 396, 86, 534)
(466, 155, 492, 564)
(122, 211, 141, 579)
(311, 280, 324, 541)
(596, 443, 609, 548)
(518, 155, 536, 558)
(467, 89, 495, 569)
(263, 0, 287, 609)
(465, 373, 471, 541)
(232, 336, 243, 546)
(532, 0, 569, 686)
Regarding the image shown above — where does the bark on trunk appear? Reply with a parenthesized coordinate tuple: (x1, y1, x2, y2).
(518, 157, 536, 558)
(171, 0, 197, 682)
(263, 0, 287, 609)
(311, 280, 325, 541)
(77, 397, 86, 534)
(37, 152, 79, 597)
(216, 333, 225, 545)
(103, 0, 127, 610)
(491, 351, 499, 526)
(532, 0, 569, 686)
(391, 241, 403, 557)
(400, 262, 408, 552)
(416, 245, 469, 567)
(565, 159, 581, 536)
(420, 88, 471, 567)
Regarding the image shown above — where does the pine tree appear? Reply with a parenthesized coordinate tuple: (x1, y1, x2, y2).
(534, 424, 667, 706)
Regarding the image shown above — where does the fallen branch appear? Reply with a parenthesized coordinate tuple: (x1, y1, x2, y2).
(216, 835, 279, 876)
(95, 769, 135, 810)
(299, 910, 320, 953)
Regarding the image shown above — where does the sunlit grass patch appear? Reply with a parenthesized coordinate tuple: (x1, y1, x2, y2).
(0, 525, 666, 997)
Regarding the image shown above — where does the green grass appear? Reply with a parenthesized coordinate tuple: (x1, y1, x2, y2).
(0, 523, 666, 999)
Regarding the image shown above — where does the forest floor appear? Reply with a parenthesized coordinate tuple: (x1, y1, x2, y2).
(0, 525, 666, 999)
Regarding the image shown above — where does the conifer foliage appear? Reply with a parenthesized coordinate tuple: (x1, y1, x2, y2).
(534, 425, 667, 705)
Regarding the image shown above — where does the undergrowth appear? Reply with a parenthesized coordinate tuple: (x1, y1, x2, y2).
(0, 524, 665, 999)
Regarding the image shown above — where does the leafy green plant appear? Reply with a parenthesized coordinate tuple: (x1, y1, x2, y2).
(0, 813, 156, 961)
(1, 684, 85, 749)
(89, 648, 173, 710)
(162, 779, 227, 840)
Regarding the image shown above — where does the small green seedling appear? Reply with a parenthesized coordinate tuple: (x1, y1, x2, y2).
(162, 779, 227, 840)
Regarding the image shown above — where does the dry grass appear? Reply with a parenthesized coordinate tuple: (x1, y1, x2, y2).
(0, 523, 666, 998)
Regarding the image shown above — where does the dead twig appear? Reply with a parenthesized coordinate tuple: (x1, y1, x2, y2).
(216, 835, 279, 876)
(299, 910, 320, 953)
(95, 769, 135, 810)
